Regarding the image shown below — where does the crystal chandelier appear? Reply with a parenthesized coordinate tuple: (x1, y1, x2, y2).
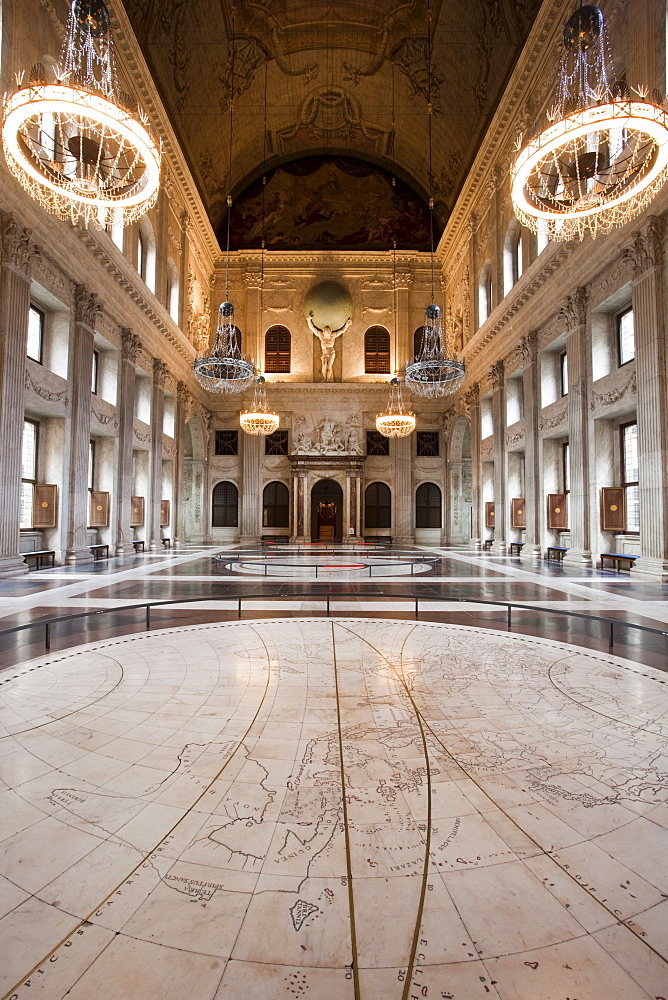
(403, 0, 465, 398)
(405, 304, 465, 398)
(376, 378, 416, 437)
(240, 377, 279, 436)
(2, 0, 161, 228)
(193, 300, 255, 394)
(511, 4, 668, 242)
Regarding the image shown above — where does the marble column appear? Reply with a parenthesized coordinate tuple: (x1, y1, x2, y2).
(148, 358, 168, 551)
(65, 285, 100, 565)
(626, 219, 668, 581)
(172, 382, 189, 549)
(240, 432, 262, 542)
(0, 215, 39, 576)
(465, 383, 482, 549)
(519, 332, 541, 561)
(291, 474, 308, 542)
(490, 361, 507, 555)
(393, 435, 414, 544)
(562, 287, 592, 567)
(114, 329, 141, 556)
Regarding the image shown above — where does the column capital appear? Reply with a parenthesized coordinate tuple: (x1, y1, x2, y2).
(463, 382, 480, 409)
(121, 328, 142, 362)
(176, 380, 191, 410)
(559, 286, 587, 332)
(489, 359, 504, 391)
(152, 357, 169, 388)
(75, 284, 102, 330)
(516, 330, 538, 366)
(0, 213, 40, 276)
(624, 216, 663, 279)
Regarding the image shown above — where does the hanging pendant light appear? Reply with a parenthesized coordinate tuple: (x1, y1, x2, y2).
(376, 378, 416, 437)
(194, 299, 255, 394)
(403, 0, 465, 398)
(511, 4, 668, 241)
(2, 0, 161, 228)
(192, 4, 253, 393)
(240, 377, 279, 436)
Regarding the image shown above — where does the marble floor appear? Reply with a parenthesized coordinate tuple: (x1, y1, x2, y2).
(0, 546, 666, 999)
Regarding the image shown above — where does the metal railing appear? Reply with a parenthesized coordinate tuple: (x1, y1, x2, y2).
(216, 554, 439, 577)
(0, 593, 665, 664)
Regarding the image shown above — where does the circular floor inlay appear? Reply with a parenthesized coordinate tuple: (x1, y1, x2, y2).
(0, 619, 666, 1000)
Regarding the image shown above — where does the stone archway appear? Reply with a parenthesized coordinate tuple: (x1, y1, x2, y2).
(448, 415, 472, 544)
(310, 478, 344, 540)
(184, 413, 209, 542)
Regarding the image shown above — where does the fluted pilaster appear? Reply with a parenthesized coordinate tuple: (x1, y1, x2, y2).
(114, 330, 141, 556)
(562, 288, 592, 568)
(240, 433, 262, 541)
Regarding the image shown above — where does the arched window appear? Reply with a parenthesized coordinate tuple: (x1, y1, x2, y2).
(416, 482, 442, 528)
(212, 481, 238, 527)
(235, 326, 243, 354)
(167, 259, 180, 323)
(536, 219, 549, 255)
(265, 326, 291, 373)
(138, 217, 156, 293)
(503, 220, 523, 296)
(364, 326, 390, 374)
(414, 327, 425, 359)
(478, 260, 492, 326)
(263, 481, 289, 528)
(365, 482, 391, 529)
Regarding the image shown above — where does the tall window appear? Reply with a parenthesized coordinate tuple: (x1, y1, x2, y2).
(562, 441, 570, 525)
(265, 326, 291, 373)
(91, 349, 99, 394)
(503, 220, 522, 296)
(215, 430, 239, 456)
(265, 430, 288, 456)
(478, 260, 492, 326)
(212, 481, 238, 527)
(617, 307, 635, 366)
(167, 260, 180, 323)
(560, 351, 568, 397)
(20, 419, 38, 529)
(417, 431, 439, 457)
(365, 482, 391, 529)
(413, 326, 425, 359)
(416, 482, 442, 528)
(536, 219, 549, 255)
(137, 229, 145, 279)
(364, 326, 390, 374)
(27, 305, 44, 364)
(88, 440, 95, 492)
(263, 481, 289, 528)
(366, 430, 389, 456)
(621, 422, 639, 533)
(137, 218, 156, 293)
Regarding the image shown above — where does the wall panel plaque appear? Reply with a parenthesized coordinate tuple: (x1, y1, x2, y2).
(33, 484, 57, 529)
(547, 493, 568, 530)
(89, 491, 110, 527)
(160, 500, 170, 526)
(511, 498, 526, 529)
(601, 487, 625, 532)
(130, 496, 145, 527)
(485, 501, 495, 529)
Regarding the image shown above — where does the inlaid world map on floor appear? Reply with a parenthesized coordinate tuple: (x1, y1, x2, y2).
(0, 619, 666, 1000)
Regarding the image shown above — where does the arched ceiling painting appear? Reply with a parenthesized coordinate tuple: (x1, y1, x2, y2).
(120, 0, 543, 237)
(223, 157, 435, 251)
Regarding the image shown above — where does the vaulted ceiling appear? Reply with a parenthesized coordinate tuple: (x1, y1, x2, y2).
(120, 0, 543, 239)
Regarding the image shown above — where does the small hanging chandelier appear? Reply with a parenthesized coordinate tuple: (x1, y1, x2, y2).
(194, 300, 255, 394)
(2, 0, 161, 228)
(240, 376, 279, 436)
(511, 4, 668, 242)
(405, 304, 465, 398)
(376, 378, 416, 437)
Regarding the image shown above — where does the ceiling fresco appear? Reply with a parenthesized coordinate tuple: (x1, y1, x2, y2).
(120, 0, 543, 243)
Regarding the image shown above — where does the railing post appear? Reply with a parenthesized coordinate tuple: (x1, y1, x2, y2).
(315, 566, 318, 579)
(238, 598, 242, 619)
(609, 620, 614, 649)
(415, 598, 419, 620)
(45, 622, 50, 650)
(327, 595, 330, 616)
(507, 605, 512, 631)
(146, 605, 151, 630)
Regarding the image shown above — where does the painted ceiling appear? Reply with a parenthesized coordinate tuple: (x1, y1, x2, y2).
(120, 0, 543, 242)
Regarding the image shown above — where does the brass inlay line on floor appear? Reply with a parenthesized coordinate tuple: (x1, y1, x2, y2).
(1, 623, 274, 1000)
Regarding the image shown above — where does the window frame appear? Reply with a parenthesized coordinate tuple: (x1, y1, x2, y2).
(416, 482, 442, 529)
(559, 351, 568, 397)
(263, 481, 290, 528)
(616, 306, 635, 368)
(620, 421, 639, 534)
(364, 482, 391, 530)
(27, 304, 44, 365)
(364, 326, 390, 374)
(366, 430, 390, 456)
(265, 430, 289, 456)
(212, 481, 239, 528)
(416, 431, 440, 458)
(91, 349, 100, 395)
(214, 430, 239, 456)
(264, 326, 291, 374)
(20, 418, 39, 530)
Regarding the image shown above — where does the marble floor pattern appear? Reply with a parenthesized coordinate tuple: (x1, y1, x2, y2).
(0, 615, 667, 1000)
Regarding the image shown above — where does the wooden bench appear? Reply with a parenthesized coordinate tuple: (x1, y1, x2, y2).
(546, 546, 568, 562)
(509, 542, 524, 556)
(89, 543, 109, 560)
(482, 539, 493, 551)
(161, 538, 171, 548)
(132, 540, 145, 553)
(600, 552, 638, 573)
(23, 549, 55, 570)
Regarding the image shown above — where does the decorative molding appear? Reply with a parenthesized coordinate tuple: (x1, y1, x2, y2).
(153, 357, 170, 388)
(92, 407, 119, 429)
(463, 382, 480, 409)
(74, 284, 102, 330)
(489, 359, 504, 391)
(121, 328, 143, 362)
(0, 213, 40, 276)
(516, 330, 538, 365)
(538, 409, 567, 432)
(590, 368, 637, 411)
(623, 217, 664, 279)
(559, 286, 587, 333)
(24, 369, 68, 406)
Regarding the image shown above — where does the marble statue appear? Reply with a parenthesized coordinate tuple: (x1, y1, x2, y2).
(307, 311, 352, 381)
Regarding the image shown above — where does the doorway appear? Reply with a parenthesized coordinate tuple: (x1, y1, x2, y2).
(310, 478, 343, 541)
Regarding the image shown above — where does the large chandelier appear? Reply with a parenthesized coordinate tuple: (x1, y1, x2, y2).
(405, 304, 465, 398)
(511, 4, 668, 241)
(2, 0, 161, 228)
(194, 301, 255, 394)
(240, 377, 279, 436)
(376, 378, 416, 437)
